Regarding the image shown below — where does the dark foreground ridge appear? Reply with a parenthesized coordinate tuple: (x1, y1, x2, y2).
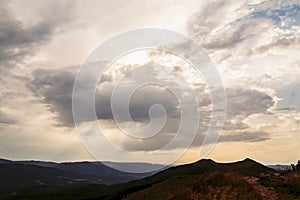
(0, 158, 299, 200)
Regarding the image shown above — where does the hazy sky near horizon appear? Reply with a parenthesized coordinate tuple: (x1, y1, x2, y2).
(0, 0, 299, 165)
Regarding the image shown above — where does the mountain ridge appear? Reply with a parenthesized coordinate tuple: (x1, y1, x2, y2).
(1, 158, 299, 199)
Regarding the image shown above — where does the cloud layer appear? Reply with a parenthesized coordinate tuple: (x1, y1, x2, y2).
(0, 0, 299, 163)
(28, 59, 276, 151)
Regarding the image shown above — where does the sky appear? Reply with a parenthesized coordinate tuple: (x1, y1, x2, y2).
(0, 0, 299, 165)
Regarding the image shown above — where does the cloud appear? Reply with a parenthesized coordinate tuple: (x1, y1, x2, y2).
(276, 107, 295, 111)
(0, 1, 76, 68)
(190, 130, 270, 148)
(29, 62, 209, 126)
(276, 82, 300, 112)
(186, 0, 251, 50)
(219, 131, 270, 142)
(102, 121, 270, 152)
(21, 0, 293, 155)
(210, 87, 275, 132)
(226, 88, 274, 116)
(186, 0, 300, 61)
(28, 61, 276, 151)
(28, 68, 76, 126)
(0, 111, 17, 125)
(2, 0, 297, 162)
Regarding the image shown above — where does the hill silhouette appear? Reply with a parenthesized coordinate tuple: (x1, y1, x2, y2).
(1, 158, 299, 200)
(0, 159, 158, 199)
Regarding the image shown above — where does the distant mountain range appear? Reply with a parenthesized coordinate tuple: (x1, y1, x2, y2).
(0, 158, 164, 199)
(0, 158, 299, 200)
(267, 164, 292, 171)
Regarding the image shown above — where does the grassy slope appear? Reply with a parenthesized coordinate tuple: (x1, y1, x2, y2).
(124, 172, 263, 200)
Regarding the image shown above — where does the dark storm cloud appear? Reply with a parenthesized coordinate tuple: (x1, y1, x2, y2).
(28, 68, 76, 126)
(95, 79, 183, 122)
(29, 63, 276, 149)
(28, 63, 210, 127)
(28, 65, 176, 126)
